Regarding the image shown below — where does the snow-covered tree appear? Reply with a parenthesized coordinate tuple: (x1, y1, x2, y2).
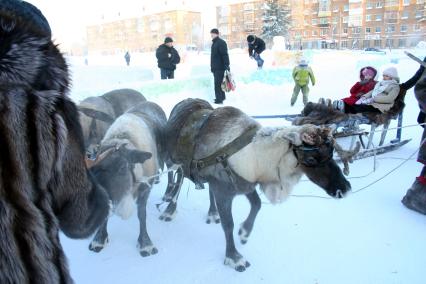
(261, 0, 291, 44)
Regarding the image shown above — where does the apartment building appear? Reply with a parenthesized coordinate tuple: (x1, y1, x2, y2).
(87, 4, 202, 55)
(216, 0, 426, 49)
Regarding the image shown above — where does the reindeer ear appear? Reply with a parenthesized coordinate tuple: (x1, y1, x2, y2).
(124, 149, 152, 164)
(281, 131, 302, 146)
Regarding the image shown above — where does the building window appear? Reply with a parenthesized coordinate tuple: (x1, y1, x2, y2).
(375, 26, 381, 33)
(319, 18, 329, 25)
(401, 11, 409, 19)
(304, 30, 309, 36)
(374, 39, 382, 47)
(343, 16, 348, 23)
(341, 40, 348, 48)
(366, 2, 373, 9)
(414, 24, 420, 31)
(376, 14, 382, 21)
(400, 25, 408, 32)
(386, 25, 396, 33)
(312, 30, 318, 36)
(376, 1, 383, 8)
(352, 27, 361, 34)
(343, 4, 349, 11)
(399, 39, 406, 47)
(363, 40, 370, 48)
(366, 14, 372, 21)
(343, 27, 348, 34)
(332, 16, 338, 24)
(403, 0, 410, 5)
(366, 27, 371, 33)
(416, 11, 423, 18)
(312, 18, 318, 25)
(384, 0, 398, 6)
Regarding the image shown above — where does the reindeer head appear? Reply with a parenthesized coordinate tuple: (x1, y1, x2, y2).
(87, 142, 152, 204)
(283, 125, 353, 198)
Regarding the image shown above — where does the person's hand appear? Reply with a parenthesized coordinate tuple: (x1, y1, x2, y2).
(168, 53, 171, 58)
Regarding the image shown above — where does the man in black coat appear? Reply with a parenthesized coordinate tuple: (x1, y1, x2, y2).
(210, 28, 230, 104)
(247, 35, 265, 69)
(156, 37, 180, 79)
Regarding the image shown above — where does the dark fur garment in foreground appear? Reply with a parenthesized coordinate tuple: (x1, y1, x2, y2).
(0, 7, 109, 284)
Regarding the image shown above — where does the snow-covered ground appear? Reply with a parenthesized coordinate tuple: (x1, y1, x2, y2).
(62, 49, 426, 284)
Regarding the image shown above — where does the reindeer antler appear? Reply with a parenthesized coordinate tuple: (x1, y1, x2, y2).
(333, 140, 361, 176)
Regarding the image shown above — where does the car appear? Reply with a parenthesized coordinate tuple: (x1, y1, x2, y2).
(364, 47, 386, 54)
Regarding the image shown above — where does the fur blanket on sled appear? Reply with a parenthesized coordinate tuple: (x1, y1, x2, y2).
(292, 102, 404, 126)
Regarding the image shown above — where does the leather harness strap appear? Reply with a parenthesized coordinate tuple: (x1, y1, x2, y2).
(190, 125, 259, 178)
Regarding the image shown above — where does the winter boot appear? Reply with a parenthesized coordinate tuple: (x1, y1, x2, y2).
(318, 98, 326, 105)
(332, 100, 345, 113)
(401, 177, 426, 215)
(325, 98, 332, 108)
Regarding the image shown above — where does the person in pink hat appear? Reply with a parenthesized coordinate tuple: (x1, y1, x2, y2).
(332, 66, 378, 112)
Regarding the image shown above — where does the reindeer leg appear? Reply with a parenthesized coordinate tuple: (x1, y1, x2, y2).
(238, 188, 261, 245)
(89, 219, 109, 253)
(211, 181, 250, 272)
(160, 166, 184, 222)
(137, 183, 158, 257)
(206, 189, 220, 224)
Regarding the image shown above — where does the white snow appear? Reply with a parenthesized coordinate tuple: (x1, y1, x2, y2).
(61, 48, 426, 284)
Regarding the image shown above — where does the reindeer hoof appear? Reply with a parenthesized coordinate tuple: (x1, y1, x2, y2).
(89, 238, 109, 253)
(139, 245, 158, 257)
(224, 257, 250, 272)
(206, 212, 220, 224)
(159, 211, 176, 222)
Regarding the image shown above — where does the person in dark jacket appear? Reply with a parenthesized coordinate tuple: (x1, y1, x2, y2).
(156, 37, 180, 79)
(124, 51, 131, 66)
(401, 55, 426, 215)
(210, 28, 230, 104)
(247, 35, 266, 69)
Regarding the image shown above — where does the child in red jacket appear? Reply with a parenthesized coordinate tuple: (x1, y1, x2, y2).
(333, 66, 377, 112)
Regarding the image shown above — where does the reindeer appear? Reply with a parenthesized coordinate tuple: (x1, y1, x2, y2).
(87, 101, 170, 257)
(78, 88, 146, 155)
(163, 98, 355, 272)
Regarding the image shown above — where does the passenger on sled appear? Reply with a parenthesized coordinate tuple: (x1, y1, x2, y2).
(343, 67, 400, 115)
(332, 66, 378, 112)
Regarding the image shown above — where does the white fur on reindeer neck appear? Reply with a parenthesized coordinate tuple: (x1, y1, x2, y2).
(229, 126, 308, 204)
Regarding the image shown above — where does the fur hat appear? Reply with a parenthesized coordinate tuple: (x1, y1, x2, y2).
(247, 35, 255, 42)
(0, 0, 51, 38)
(164, 37, 173, 43)
(361, 68, 375, 78)
(210, 28, 219, 34)
(382, 66, 399, 79)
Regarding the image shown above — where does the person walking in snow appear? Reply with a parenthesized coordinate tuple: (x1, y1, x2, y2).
(291, 58, 315, 106)
(401, 55, 426, 214)
(331, 66, 378, 112)
(124, 51, 131, 66)
(155, 37, 180, 80)
(210, 28, 230, 104)
(247, 35, 265, 69)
